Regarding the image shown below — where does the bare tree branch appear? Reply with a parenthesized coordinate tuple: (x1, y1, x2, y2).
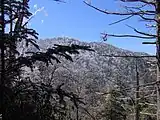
(138, 14, 157, 22)
(120, 0, 156, 6)
(123, 6, 155, 15)
(109, 15, 134, 25)
(126, 24, 157, 37)
(84, 1, 155, 16)
(101, 32, 156, 39)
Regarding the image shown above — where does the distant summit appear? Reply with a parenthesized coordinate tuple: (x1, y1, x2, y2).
(29, 37, 156, 89)
(22, 37, 156, 120)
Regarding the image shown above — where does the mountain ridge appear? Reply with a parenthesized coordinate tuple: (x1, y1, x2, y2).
(25, 37, 156, 91)
(38, 37, 151, 55)
(22, 37, 156, 119)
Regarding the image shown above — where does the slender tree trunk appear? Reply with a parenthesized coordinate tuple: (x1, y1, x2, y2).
(135, 59, 140, 120)
(156, 1, 160, 120)
(0, 0, 5, 119)
(156, 66, 160, 120)
(76, 107, 79, 120)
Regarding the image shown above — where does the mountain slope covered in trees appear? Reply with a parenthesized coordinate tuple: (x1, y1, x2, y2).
(33, 37, 155, 87)
(21, 37, 156, 120)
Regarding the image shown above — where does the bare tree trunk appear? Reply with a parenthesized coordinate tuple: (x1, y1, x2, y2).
(0, 0, 5, 119)
(156, 1, 160, 120)
(76, 107, 79, 120)
(135, 60, 140, 120)
(156, 66, 160, 120)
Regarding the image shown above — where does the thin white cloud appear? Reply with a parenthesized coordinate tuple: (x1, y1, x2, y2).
(33, 4, 38, 9)
(21, 3, 49, 26)
(41, 20, 44, 24)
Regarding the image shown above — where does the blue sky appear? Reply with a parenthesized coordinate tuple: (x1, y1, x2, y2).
(29, 0, 156, 54)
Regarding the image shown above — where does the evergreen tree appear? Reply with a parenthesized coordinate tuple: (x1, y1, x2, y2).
(0, 0, 93, 119)
(100, 88, 127, 120)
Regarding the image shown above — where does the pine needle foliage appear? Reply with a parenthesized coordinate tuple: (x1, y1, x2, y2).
(100, 89, 127, 120)
(0, 0, 94, 119)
